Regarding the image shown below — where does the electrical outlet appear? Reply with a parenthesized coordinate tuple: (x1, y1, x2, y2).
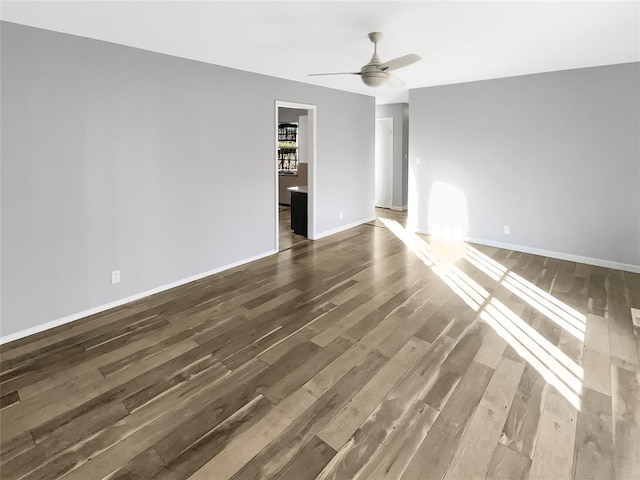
(111, 270, 121, 284)
(503, 226, 510, 235)
(339, 211, 344, 219)
(416, 157, 421, 165)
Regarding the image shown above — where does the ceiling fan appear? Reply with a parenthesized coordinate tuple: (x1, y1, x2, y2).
(309, 32, 421, 88)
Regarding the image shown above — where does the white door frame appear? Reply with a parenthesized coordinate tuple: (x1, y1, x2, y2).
(275, 101, 317, 250)
(375, 117, 394, 209)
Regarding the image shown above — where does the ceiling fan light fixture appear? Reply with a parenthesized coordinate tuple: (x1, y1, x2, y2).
(361, 71, 389, 87)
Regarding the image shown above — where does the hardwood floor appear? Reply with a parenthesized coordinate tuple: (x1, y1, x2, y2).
(1, 208, 639, 480)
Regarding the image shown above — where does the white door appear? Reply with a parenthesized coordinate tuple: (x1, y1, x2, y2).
(375, 118, 393, 208)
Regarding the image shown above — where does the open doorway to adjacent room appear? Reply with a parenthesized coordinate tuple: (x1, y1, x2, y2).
(373, 103, 410, 228)
(275, 102, 316, 251)
(375, 117, 394, 210)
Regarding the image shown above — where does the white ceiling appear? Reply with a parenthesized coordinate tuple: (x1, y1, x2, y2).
(1, 1, 638, 104)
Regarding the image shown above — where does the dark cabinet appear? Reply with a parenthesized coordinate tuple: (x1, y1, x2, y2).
(290, 190, 308, 237)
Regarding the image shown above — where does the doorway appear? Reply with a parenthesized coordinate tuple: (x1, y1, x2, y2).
(375, 117, 394, 209)
(275, 101, 316, 251)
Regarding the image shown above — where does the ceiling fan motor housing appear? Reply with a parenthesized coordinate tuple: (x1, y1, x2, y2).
(361, 66, 390, 87)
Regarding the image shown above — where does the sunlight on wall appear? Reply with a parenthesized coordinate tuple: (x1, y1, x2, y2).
(425, 182, 469, 263)
(428, 182, 469, 240)
(379, 217, 583, 410)
(407, 168, 419, 232)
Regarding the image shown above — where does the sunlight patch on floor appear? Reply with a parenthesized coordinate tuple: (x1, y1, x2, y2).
(379, 217, 583, 410)
(465, 245, 586, 341)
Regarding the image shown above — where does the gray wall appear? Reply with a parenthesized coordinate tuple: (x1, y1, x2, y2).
(409, 63, 640, 269)
(1, 22, 375, 338)
(376, 103, 409, 208)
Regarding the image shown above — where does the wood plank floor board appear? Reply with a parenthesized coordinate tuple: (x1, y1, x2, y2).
(242, 282, 306, 310)
(551, 259, 578, 295)
(219, 309, 330, 371)
(0, 431, 35, 465)
(414, 296, 470, 343)
(341, 282, 425, 344)
(272, 435, 336, 480)
(106, 446, 168, 480)
(54, 336, 195, 397)
(419, 322, 485, 411)
(393, 282, 433, 319)
(304, 297, 369, 337)
(2, 401, 130, 480)
(121, 351, 230, 413)
(559, 327, 584, 367)
(257, 327, 319, 366)
(0, 302, 152, 362)
(0, 391, 20, 410)
(536, 258, 561, 293)
(302, 342, 373, 399)
(499, 362, 549, 459)
(1, 209, 637, 480)
(53, 358, 269, 480)
(625, 272, 640, 312)
(11, 326, 197, 401)
(310, 290, 396, 348)
(264, 336, 353, 403)
(315, 429, 381, 480)
(98, 333, 201, 379)
(133, 394, 275, 480)
(374, 303, 438, 358)
(187, 396, 306, 480)
(588, 268, 609, 317)
(360, 333, 456, 443)
(230, 351, 388, 480)
(606, 272, 639, 370)
(582, 340, 611, 388)
(573, 387, 615, 480)
(529, 309, 562, 351)
(3, 305, 221, 400)
(486, 443, 531, 480)
(473, 322, 508, 369)
(560, 275, 590, 317)
(358, 400, 438, 480)
(400, 361, 494, 480)
(356, 313, 405, 350)
(611, 365, 640, 479)
(442, 356, 525, 480)
(317, 337, 429, 450)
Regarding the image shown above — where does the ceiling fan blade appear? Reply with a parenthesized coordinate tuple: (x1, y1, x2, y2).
(308, 72, 361, 76)
(380, 53, 422, 72)
(386, 74, 406, 90)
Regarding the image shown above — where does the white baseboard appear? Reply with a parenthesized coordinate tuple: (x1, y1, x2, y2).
(391, 205, 407, 211)
(0, 249, 278, 345)
(313, 216, 377, 240)
(412, 227, 640, 273)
